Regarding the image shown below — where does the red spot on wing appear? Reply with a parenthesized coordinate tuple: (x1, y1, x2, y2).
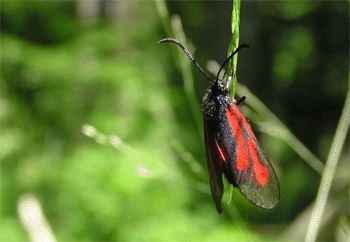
(248, 139, 269, 186)
(227, 106, 248, 171)
(215, 140, 226, 163)
(229, 103, 269, 187)
(231, 103, 256, 139)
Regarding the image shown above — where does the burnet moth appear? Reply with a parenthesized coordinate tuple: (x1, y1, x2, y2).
(159, 38, 280, 213)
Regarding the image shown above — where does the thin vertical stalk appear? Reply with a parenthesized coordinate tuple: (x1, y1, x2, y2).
(305, 78, 350, 241)
(228, 0, 241, 98)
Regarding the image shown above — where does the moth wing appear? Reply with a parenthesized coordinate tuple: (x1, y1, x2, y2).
(238, 138, 280, 209)
(219, 103, 280, 209)
(204, 118, 224, 213)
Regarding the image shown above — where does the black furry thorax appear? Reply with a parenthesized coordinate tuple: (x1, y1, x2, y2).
(202, 81, 232, 121)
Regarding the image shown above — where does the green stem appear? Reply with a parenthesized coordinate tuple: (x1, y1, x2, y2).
(305, 78, 350, 241)
(228, 0, 241, 98)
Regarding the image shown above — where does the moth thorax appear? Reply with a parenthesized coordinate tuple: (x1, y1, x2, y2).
(202, 89, 231, 121)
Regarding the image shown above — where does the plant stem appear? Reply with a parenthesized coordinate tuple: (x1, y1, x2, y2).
(305, 78, 350, 241)
(228, 0, 241, 98)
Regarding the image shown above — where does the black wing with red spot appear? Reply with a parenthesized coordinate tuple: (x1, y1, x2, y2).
(218, 102, 280, 209)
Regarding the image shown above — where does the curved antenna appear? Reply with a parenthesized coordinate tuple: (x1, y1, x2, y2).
(158, 38, 212, 82)
(216, 44, 250, 82)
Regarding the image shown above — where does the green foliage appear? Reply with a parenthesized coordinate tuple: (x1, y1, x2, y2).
(1, 1, 348, 241)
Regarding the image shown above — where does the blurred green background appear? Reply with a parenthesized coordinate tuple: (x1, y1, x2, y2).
(1, 1, 349, 241)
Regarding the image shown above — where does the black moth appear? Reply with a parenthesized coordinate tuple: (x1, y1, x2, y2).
(159, 38, 280, 213)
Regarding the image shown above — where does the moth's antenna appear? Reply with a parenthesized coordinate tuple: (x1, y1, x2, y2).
(158, 38, 212, 82)
(216, 44, 250, 82)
